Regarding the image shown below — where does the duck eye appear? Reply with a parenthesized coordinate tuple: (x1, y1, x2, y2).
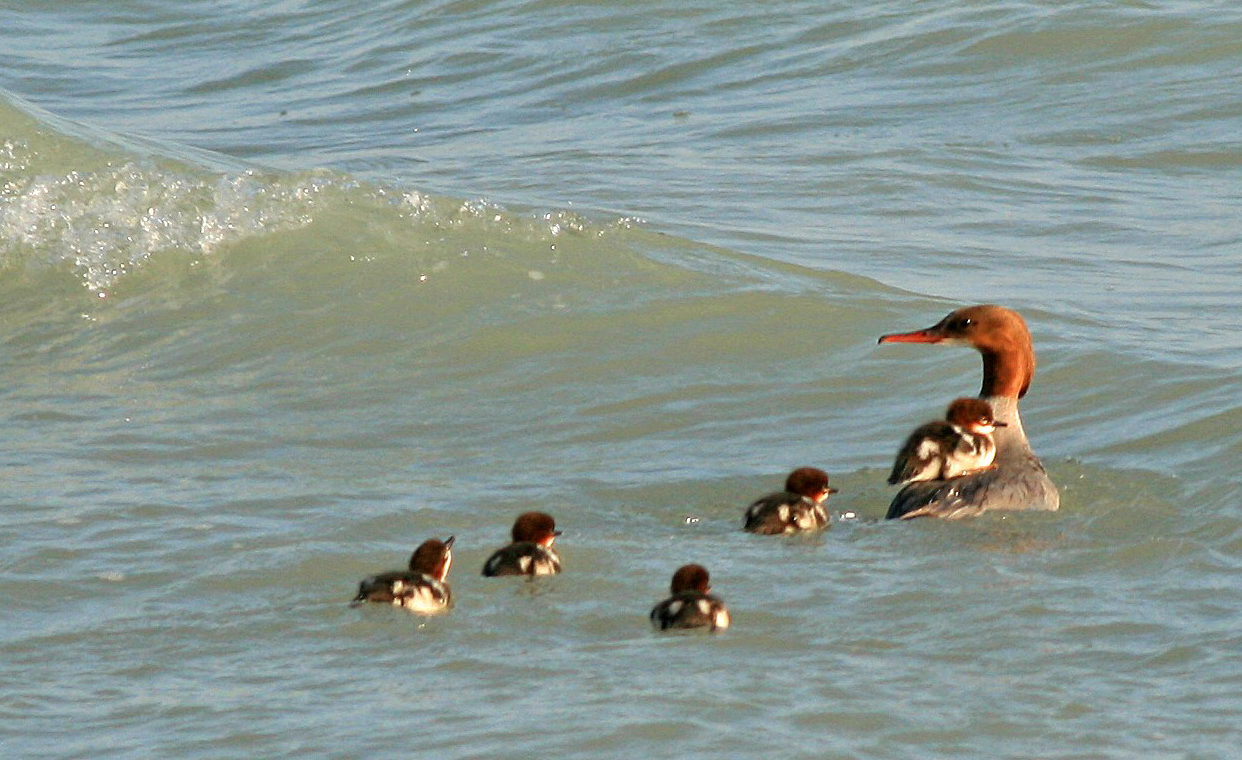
(947, 316, 972, 331)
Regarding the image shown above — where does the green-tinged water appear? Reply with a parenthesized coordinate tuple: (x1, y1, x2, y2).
(3, 1, 1242, 757)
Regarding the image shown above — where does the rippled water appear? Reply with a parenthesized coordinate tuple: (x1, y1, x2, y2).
(4, 1, 1242, 757)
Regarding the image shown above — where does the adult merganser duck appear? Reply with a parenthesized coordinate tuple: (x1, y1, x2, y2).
(481, 512, 563, 577)
(878, 304, 1059, 519)
(743, 466, 838, 534)
(649, 564, 730, 632)
(351, 536, 455, 613)
(888, 397, 1005, 485)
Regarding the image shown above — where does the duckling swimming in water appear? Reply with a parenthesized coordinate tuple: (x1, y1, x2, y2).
(743, 466, 837, 534)
(481, 512, 563, 577)
(351, 536, 455, 614)
(649, 564, 730, 632)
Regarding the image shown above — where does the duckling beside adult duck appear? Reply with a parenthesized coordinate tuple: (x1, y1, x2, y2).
(879, 305, 1059, 519)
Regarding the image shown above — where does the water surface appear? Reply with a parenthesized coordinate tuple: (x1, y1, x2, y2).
(3, 1, 1242, 757)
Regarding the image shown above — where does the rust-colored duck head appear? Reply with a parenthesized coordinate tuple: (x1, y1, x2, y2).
(879, 304, 1035, 400)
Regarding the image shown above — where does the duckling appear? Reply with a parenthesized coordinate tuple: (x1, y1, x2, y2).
(889, 397, 1005, 485)
(482, 512, 562, 577)
(351, 536, 454, 613)
(650, 564, 730, 632)
(744, 466, 837, 534)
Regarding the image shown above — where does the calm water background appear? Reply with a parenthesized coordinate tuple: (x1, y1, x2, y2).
(3, 1, 1242, 757)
